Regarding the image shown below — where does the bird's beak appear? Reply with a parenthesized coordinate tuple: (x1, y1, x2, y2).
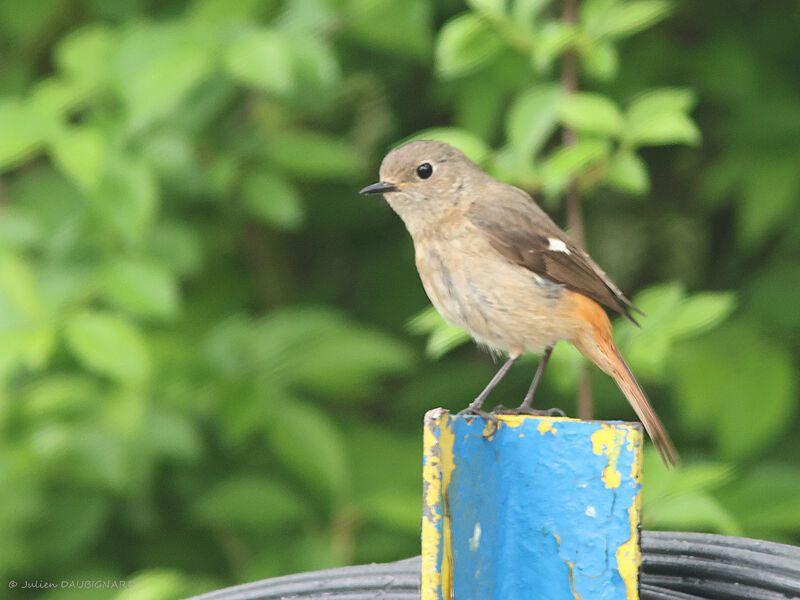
(359, 181, 397, 195)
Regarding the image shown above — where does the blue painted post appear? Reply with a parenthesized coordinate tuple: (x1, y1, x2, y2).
(421, 408, 643, 600)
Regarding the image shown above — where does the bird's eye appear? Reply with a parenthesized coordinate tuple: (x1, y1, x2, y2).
(416, 162, 433, 179)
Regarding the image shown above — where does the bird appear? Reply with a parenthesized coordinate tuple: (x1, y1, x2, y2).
(360, 140, 678, 467)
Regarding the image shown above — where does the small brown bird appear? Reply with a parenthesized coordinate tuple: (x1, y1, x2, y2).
(361, 140, 678, 466)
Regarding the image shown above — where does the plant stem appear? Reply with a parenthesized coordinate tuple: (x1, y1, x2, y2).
(561, 0, 592, 420)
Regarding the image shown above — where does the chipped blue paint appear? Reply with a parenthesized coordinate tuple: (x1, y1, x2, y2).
(421, 411, 643, 600)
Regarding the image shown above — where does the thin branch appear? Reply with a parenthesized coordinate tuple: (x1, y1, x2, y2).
(561, 0, 592, 420)
(561, 0, 584, 249)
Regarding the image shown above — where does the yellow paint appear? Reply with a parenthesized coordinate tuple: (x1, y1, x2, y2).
(537, 419, 556, 435)
(421, 412, 442, 599)
(617, 427, 643, 599)
(479, 414, 526, 438)
(626, 427, 643, 483)
(566, 561, 582, 600)
(616, 491, 642, 599)
(421, 409, 456, 600)
(481, 418, 497, 438)
(477, 414, 572, 438)
(590, 424, 628, 489)
(420, 516, 441, 599)
(440, 418, 455, 600)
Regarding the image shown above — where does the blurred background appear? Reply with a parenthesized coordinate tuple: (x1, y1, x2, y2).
(0, 0, 799, 598)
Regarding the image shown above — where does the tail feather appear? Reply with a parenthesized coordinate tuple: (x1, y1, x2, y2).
(609, 350, 679, 467)
(569, 292, 679, 467)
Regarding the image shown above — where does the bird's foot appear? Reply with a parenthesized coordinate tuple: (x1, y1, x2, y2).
(493, 404, 567, 418)
(457, 406, 500, 437)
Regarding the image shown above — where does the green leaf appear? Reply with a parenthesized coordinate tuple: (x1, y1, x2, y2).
(467, 0, 506, 18)
(719, 464, 800, 534)
(241, 171, 304, 230)
(281, 308, 413, 395)
(402, 128, 491, 164)
(93, 159, 158, 242)
(407, 306, 470, 359)
(545, 341, 584, 395)
(22, 374, 99, 417)
(617, 283, 735, 380)
(189, 0, 265, 27)
(539, 138, 611, 195)
(49, 127, 106, 193)
(642, 452, 735, 502)
(511, 0, 551, 22)
(146, 408, 202, 461)
(115, 24, 213, 130)
(644, 492, 742, 536)
(0, 207, 42, 250)
(667, 292, 737, 339)
(112, 570, 192, 600)
(224, 28, 293, 94)
(506, 84, 563, 161)
(672, 320, 796, 459)
(532, 22, 579, 71)
(605, 151, 649, 194)
(626, 88, 701, 146)
(0, 99, 48, 170)
(266, 132, 360, 180)
(266, 398, 350, 499)
(149, 222, 203, 276)
(560, 92, 624, 136)
(285, 36, 340, 99)
(101, 258, 180, 320)
(64, 310, 151, 382)
(629, 87, 695, 115)
(435, 13, 504, 79)
(582, 0, 671, 40)
(0, 252, 46, 320)
(193, 476, 306, 531)
(290, 323, 414, 397)
(580, 40, 618, 81)
(54, 25, 114, 91)
(30, 77, 87, 122)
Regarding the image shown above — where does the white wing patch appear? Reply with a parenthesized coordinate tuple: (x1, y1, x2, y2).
(547, 238, 570, 254)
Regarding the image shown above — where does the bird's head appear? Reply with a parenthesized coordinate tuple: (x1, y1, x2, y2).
(360, 140, 482, 234)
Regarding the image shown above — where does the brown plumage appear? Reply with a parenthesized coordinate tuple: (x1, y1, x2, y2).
(360, 140, 678, 467)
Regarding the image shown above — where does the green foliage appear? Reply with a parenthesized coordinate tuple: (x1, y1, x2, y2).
(0, 0, 798, 596)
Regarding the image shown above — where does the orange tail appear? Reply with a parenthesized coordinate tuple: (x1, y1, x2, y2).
(570, 294, 679, 467)
(607, 349, 679, 467)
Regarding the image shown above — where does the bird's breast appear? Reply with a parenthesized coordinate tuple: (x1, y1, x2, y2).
(413, 227, 572, 354)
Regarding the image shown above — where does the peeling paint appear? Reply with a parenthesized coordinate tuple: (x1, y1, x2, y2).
(617, 429, 643, 599)
(537, 419, 556, 435)
(566, 561, 582, 600)
(591, 424, 626, 489)
(421, 409, 456, 600)
(616, 492, 642, 599)
(468, 522, 482, 551)
(422, 411, 643, 600)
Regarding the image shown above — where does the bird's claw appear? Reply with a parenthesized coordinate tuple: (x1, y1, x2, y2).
(493, 405, 567, 418)
(457, 406, 500, 437)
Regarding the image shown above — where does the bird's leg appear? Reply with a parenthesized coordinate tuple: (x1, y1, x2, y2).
(496, 346, 565, 417)
(518, 346, 553, 411)
(459, 353, 520, 416)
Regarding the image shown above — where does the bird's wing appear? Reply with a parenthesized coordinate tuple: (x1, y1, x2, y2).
(466, 190, 641, 324)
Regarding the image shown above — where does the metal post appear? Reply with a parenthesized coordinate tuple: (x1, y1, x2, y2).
(422, 409, 643, 600)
